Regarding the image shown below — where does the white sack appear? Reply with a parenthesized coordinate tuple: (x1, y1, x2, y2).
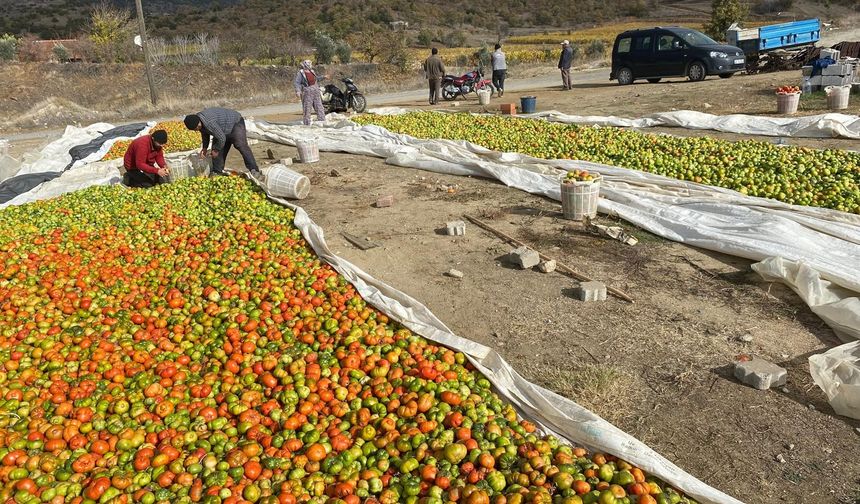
(367, 107, 860, 140)
(809, 341, 860, 420)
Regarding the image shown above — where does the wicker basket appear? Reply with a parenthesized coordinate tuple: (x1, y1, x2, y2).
(776, 92, 800, 114)
(296, 139, 320, 163)
(263, 164, 311, 199)
(560, 176, 602, 221)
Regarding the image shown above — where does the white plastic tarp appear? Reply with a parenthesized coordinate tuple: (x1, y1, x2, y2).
(809, 340, 860, 420)
(367, 107, 860, 140)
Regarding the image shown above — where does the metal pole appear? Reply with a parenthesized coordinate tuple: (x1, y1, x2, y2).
(134, 0, 158, 106)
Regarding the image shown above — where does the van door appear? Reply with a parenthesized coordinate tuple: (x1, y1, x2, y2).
(655, 32, 688, 76)
(629, 32, 655, 77)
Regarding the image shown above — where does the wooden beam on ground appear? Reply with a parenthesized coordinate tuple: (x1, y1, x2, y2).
(464, 214, 634, 303)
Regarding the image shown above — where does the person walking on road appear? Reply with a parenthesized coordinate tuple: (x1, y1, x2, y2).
(423, 48, 446, 105)
(183, 107, 264, 182)
(294, 60, 326, 126)
(558, 40, 574, 90)
(491, 43, 507, 97)
(122, 129, 170, 188)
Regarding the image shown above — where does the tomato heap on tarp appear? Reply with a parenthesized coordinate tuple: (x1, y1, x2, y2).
(102, 121, 201, 162)
(0, 178, 694, 504)
(353, 112, 860, 214)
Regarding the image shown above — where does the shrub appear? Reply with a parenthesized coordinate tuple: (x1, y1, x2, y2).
(0, 34, 16, 61)
(53, 43, 69, 62)
(416, 29, 433, 47)
(336, 40, 352, 64)
(586, 40, 605, 59)
(313, 31, 336, 64)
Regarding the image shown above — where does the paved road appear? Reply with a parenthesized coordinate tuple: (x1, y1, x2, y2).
(4, 67, 611, 146)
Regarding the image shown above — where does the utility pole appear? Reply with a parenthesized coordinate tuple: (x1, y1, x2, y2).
(134, 0, 158, 106)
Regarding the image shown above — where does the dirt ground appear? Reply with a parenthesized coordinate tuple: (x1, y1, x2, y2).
(227, 139, 860, 504)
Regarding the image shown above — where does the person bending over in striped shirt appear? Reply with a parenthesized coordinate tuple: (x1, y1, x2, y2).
(183, 107, 264, 183)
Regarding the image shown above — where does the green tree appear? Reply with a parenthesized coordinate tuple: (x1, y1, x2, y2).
(88, 1, 134, 63)
(313, 31, 336, 64)
(0, 34, 17, 61)
(705, 0, 749, 41)
(416, 29, 434, 47)
(335, 40, 351, 64)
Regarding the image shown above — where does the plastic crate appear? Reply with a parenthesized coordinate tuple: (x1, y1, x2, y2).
(263, 164, 310, 200)
(776, 93, 800, 114)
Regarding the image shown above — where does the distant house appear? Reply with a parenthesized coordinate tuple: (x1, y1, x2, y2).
(30, 39, 85, 62)
(389, 21, 409, 30)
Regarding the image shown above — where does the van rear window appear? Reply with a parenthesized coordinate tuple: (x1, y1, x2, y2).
(617, 37, 631, 53)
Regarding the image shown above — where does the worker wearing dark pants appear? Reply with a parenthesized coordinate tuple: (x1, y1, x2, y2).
(122, 129, 169, 188)
(184, 107, 263, 182)
(210, 119, 256, 176)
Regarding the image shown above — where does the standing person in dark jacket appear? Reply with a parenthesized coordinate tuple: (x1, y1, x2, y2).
(491, 44, 507, 97)
(294, 60, 326, 126)
(422, 48, 446, 105)
(122, 129, 170, 188)
(183, 107, 264, 182)
(558, 40, 574, 90)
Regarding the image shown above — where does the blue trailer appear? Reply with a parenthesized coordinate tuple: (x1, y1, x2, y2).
(726, 18, 821, 73)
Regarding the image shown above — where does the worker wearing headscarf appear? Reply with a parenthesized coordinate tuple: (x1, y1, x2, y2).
(294, 60, 326, 126)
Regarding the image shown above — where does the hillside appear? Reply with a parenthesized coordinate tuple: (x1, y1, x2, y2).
(2, 0, 856, 41)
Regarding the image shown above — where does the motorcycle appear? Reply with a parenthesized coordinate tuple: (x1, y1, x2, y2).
(322, 78, 367, 114)
(441, 69, 494, 101)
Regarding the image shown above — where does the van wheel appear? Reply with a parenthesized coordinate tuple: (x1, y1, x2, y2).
(647, 78, 661, 83)
(617, 67, 634, 85)
(718, 73, 733, 79)
(687, 62, 706, 82)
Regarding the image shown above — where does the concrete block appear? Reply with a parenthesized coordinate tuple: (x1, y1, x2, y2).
(808, 75, 823, 86)
(510, 246, 540, 269)
(500, 103, 517, 115)
(575, 281, 607, 302)
(821, 48, 840, 61)
(537, 260, 557, 273)
(822, 63, 850, 76)
(279, 158, 293, 166)
(445, 221, 466, 236)
(375, 195, 394, 208)
(823, 75, 852, 87)
(734, 357, 787, 390)
(445, 268, 464, 279)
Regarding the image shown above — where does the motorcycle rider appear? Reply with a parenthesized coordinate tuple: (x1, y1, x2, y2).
(491, 44, 507, 97)
(423, 48, 446, 105)
(294, 60, 326, 125)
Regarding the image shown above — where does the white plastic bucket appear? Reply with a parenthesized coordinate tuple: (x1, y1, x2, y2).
(560, 176, 602, 221)
(296, 139, 320, 163)
(776, 93, 800, 114)
(264, 164, 311, 199)
(825, 85, 850, 110)
(477, 89, 491, 105)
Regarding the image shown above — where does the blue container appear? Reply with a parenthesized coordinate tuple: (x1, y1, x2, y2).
(520, 96, 536, 114)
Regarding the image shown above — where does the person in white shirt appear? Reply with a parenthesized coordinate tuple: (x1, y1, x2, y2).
(491, 44, 507, 97)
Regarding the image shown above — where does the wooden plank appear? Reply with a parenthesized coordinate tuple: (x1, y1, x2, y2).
(341, 232, 380, 250)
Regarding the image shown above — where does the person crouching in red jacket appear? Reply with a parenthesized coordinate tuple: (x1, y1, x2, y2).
(122, 130, 170, 188)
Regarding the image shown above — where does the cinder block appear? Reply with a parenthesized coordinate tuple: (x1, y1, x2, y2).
(734, 357, 787, 390)
(445, 221, 466, 236)
(821, 48, 840, 61)
(575, 281, 606, 302)
(375, 195, 394, 208)
(509, 246, 540, 269)
(808, 75, 823, 86)
(279, 158, 293, 166)
(822, 75, 852, 87)
(500, 103, 517, 115)
(822, 64, 850, 76)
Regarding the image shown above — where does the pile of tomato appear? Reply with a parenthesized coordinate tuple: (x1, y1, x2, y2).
(102, 121, 201, 162)
(0, 177, 696, 504)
